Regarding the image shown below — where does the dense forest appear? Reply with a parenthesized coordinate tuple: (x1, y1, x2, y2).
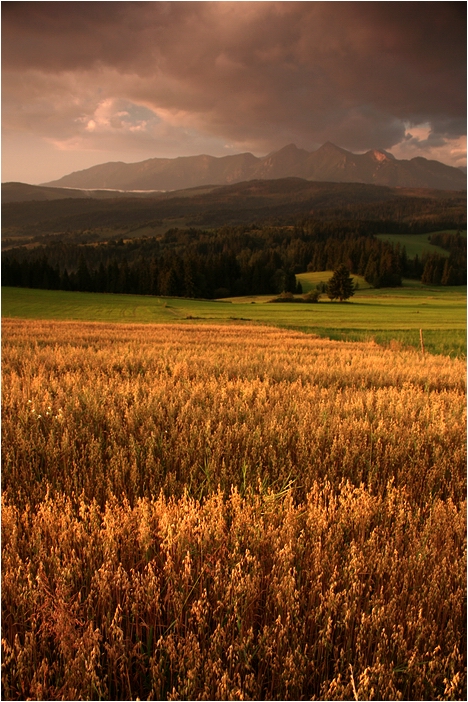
(2, 179, 466, 296)
(2, 221, 466, 297)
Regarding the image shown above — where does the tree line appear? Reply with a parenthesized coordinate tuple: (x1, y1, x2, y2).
(417, 230, 467, 285)
(2, 232, 299, 298)
(2, 223, 466, 297)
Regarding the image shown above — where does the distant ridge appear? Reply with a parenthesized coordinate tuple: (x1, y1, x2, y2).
(1, 181, 163, 204)
(41, 142, 466, 192)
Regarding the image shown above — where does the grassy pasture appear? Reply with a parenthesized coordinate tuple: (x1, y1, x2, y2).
(375, 229, 466, 258)
(2, 319, 466, 700)
(2, 283, 466, 356)
(295, 270, 372, 292)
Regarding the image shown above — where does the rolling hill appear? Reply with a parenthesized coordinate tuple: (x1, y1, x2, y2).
(1, 181, 163, 204)
(2, 178, 466, 243)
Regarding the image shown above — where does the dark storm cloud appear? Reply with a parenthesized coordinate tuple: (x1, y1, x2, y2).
(1, 2, 154, 71)
(2, 1, 466, 176)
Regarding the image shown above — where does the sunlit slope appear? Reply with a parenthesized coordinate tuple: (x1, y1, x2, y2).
(296, 271, 372, 292)
(375, 229, 467, 258)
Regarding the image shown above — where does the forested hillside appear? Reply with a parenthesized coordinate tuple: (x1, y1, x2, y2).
(2, 179, 466, 297)
(2, 179, 466, 241)
(3, 221, 466, 298)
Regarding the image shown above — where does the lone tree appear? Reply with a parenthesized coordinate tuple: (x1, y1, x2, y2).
(327, 264, 355, 301)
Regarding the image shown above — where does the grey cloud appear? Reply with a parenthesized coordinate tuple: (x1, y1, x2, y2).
(2, 1, 466, 159)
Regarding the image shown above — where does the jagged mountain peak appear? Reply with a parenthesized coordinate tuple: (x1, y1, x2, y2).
(274, 143, 306, 154)
(263, 143, 309, 161)
(315, 141, 349, 154)
(366, 149, 395, 162)
(41, 143, 466, 191)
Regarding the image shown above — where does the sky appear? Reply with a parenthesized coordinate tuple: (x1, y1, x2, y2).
(2, 1, 466, 184)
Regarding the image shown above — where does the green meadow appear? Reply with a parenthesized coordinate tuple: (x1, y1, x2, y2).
(2, 283, 466, 357)
(296, 270, 372, 292)
(375, 229, 467, 259)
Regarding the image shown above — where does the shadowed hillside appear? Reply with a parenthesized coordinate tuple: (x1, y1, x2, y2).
(2, 178, 466, 243)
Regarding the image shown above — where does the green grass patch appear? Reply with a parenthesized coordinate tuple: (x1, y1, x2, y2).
(375, 230, 466, 259)
(2, 285, 466, 357)
(296, 271, 371, 292)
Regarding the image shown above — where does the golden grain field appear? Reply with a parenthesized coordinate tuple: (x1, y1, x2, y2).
(2, 318, 466, 700)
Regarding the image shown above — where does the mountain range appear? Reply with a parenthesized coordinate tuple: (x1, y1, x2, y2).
(42, 142, 466, 192)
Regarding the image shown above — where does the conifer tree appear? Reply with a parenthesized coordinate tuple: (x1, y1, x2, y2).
(327, 264, 355, 301)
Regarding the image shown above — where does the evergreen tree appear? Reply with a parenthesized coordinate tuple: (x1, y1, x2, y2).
(160, 267, 180, 296)
(364, 256, 380, 287)
(441, 259, 455, 286)
(183, 258, 198, 298)
(327, 264, 355, 301)
(96, 263, 107, 293)
(61, 269, 72, 291)
(76, 255, 93, 292)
